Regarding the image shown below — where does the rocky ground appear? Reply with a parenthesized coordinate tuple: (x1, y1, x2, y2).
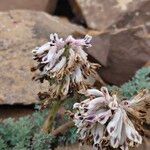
(0, 2, 149, 105)
(0, 0, 149, 149)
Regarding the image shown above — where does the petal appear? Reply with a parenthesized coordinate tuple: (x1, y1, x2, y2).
(107, 108, 122, 135)
(74, 67, 83, 83)
(84, 35, 92, 44)
(108, 95, 119, 110)
(73, 103, 80, 109)
(97, 109, 112, 124)
(67, 48, 76, 68)
(110, 137, 120, 148)
(120, 142, 129, 150)
(124, 114, 142, 144)
(108, 109, 124, 148)
(88, 97, 106, 110)
(92, 124, 104, 145)
(101, 87, 112, 101)
(77, 47, 88, 62)
(41, 46, 57, 63)
(32, 42, 50, 55)
(50, 56, 66, 73)
(65, 35, 75, 44)
(61, 75, 70, 96)
(55, 48, 65, 59)
(83, 89, 104, 97)
(85, 115, 96, 123)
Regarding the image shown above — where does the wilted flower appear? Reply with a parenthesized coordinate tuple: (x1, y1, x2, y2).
(32, 33, 100, 100)
(73, 87, 149, 150)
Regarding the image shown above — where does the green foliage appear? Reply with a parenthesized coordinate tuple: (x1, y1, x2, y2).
(0, 137, 7, 150)
(31, 132, 53, 150)
(58, 127, 78, 145)
(0, 110, 52, 150)
(0, 67, 149, 149)
(109, 67, 150, 98)
(0, 109, 77, 150)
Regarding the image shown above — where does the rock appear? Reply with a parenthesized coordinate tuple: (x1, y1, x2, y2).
(144, 61, 150, 67)
(87, 25, 150, 85)
(69, 0, 149, 31)
(0, 0, 57, 13)
(110, 0, 150, 29)
(0, 10, 86, 105)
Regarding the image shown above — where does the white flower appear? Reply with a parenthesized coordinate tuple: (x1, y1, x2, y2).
(32, 33, 100, 99)
(73, 87, 147, 150)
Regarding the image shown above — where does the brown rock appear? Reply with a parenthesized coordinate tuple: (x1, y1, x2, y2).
(87, 25, 150, 85)
(0, 10, 86, 105)
(144, 61, 150, 67)
(0, 0, 57, 13)
(111, 0, 150, 29)
(69, 0, 149, 31)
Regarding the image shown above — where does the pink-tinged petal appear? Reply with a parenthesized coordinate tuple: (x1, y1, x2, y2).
(45, 49, 64, 72)
(85, 115, 96, 123)
(88, 97, 106, 109)
(101, 87, 112, 101)
(41, 46, 57, 63)
(119, 123, 126, 146)
(49, 33, 65, 48)
(124, 113, 142, 144)
(94, 126, 104, 149)
(108, 95, 119, 110)
(45, 59, 56, 71)
(74, 39, 86, 46)
(73, 35, 92, 48)
(107, 108, 122, 135)
(55, 48, 65, 59)
(32, 42, 50, 55)
(84, 35, 92, 43)
(92, 124, 104, 144)
(45, 49, 63, 71)
(83, 89, 104, 97)
(50, 56, 66, 72)
(65, 35, 75, 44)
(50, 33, 56, 41)
(97, 110, 112, 124)
(109, 109, 124, 148)
(110, 137, 120, 148)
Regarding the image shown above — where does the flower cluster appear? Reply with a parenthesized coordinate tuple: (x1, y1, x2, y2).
(73, 87, 149, 150)
(32, 33, 100, 100)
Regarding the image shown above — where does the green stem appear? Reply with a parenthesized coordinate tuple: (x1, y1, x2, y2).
(42, 100, 64, 133)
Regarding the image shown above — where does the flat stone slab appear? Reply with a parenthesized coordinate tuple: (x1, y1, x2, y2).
(87, 25, 150, 85)
(69, 0, 149, 31)
(0, 10, 86, 105)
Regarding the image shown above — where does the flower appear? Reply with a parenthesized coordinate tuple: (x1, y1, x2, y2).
(73, 87, 149, 150)
(32, 33, 100, 100)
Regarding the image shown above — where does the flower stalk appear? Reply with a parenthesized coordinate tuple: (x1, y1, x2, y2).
(42, 99, 64, 133)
